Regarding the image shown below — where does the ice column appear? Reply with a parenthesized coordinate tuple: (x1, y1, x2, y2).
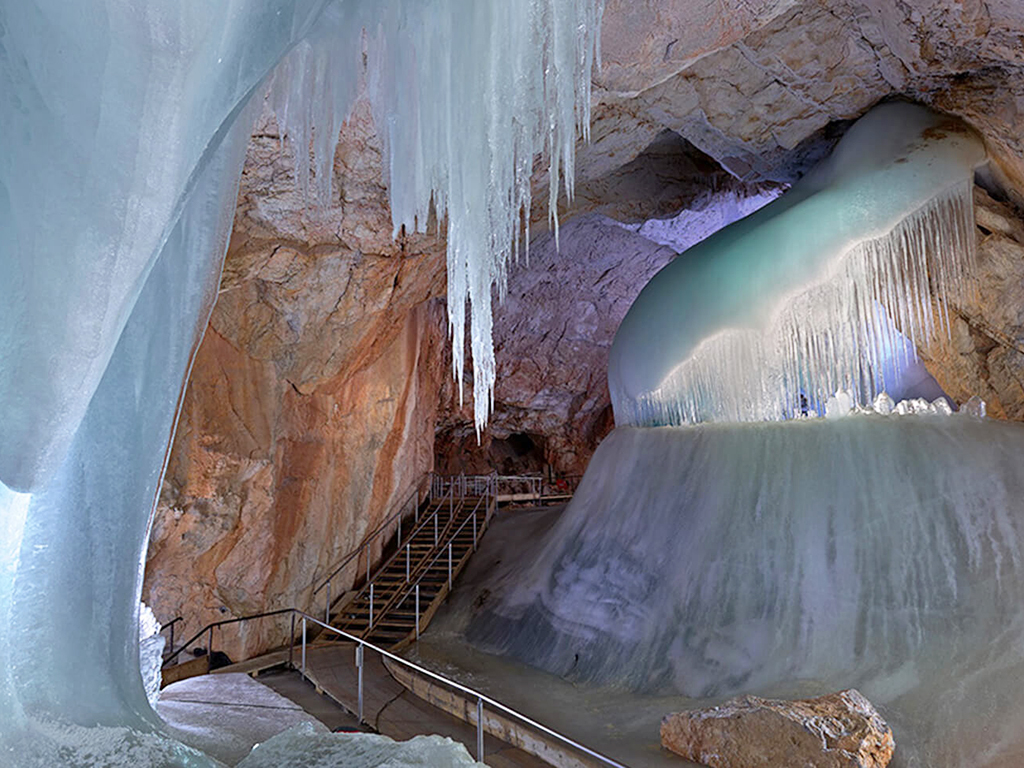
(0, 0, 601, 763)
(608, 103, 986, 426)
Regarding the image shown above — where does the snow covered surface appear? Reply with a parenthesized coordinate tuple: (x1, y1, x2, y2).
(464, 417, 1024, 767)
(609, 103, 986, 426)
(236, 722, 487, 768)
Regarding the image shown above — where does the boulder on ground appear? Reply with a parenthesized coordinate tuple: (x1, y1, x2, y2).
(660, 688, 894, 768)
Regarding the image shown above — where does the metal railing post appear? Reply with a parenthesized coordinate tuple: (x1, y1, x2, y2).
(398, 513, 401, 545)
(207, 626, 213, 663)
(301, 616, 307, 676)
(415, 584, 420, 639)
(406, 543, 410, 582)
(369, 583, 374, 630)
(289, 612, 295, 669)
(473, 511, 478, 550)
(325, 579, 331, 624)
(448, 542, 452, 589)
(434, 511, 438, 545)
(356, 644, 364, 723)
(365, 544, 370, 583)
(169, 622, 175, 656)
(477, 697, 484, 762)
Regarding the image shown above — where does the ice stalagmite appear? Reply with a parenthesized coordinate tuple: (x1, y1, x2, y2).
(609, 103, 986, 426)
(0, 0, 600, 764)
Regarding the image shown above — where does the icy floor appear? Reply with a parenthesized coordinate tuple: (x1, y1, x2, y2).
(157, 673, 322, 765)
(409, 489, 1024, 768)
(158, 673, 488, 767)
(406, 633, 695, 767)
(403, 506, 696, 767)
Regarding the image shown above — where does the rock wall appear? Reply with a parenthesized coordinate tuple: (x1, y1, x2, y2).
(143, 99, 448, 660)
(922, 187, 1024, 419)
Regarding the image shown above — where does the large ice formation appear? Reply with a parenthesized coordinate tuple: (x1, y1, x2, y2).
(467, 416, 1024, 767)
(608, 103, 986, 426)
(0, 0, 599, 764)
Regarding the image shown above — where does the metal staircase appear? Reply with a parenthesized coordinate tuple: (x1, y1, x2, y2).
(318, 480, 495, 649)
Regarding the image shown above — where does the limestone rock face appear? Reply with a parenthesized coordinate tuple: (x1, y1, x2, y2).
(660, 689, 895, 768)
(436, 215, 676, 477)
(921, 187, 1024, 420)
(143, 98, 448, 660)
(591, 0, 1024, 194)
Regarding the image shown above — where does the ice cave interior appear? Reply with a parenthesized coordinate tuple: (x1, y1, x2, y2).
(4, 0, 1024, 767)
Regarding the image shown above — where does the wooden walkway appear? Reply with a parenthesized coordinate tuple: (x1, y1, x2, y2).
(301, 643, 548, 767)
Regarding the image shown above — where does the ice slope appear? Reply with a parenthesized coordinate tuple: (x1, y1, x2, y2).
(608, 103, 986, 426)
(466, 416, 1024, 767)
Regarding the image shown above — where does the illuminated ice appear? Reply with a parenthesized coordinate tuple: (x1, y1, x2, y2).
(139, 604, 165, 708)
(608, 103, 986, 426)
(0, 0, 600, 764)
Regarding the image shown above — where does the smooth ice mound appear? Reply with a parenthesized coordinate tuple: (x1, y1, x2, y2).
(466, 417, 1024, 767)
(608, 103, 986, 426)
(236, 723, 486, 768)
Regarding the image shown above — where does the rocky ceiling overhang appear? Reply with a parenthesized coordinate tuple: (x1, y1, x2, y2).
(557, 0, 1024, 210)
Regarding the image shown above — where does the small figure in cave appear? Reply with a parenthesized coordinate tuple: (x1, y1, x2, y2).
(799, 394, 809, 417)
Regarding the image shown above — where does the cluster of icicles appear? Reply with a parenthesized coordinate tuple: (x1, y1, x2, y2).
(623, 179, 978, 427)
(268, 0, 603, 434)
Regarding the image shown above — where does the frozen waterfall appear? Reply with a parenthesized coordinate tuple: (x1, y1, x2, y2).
(0, 0, 600, 764)
(608, 103, 986, 426)
(467, 417, 1024, 767)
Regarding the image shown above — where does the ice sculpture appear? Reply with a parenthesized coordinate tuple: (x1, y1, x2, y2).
(0, 0, 599, 764)
(608, 103, 986, 426)
(467, 416, 1024, 767)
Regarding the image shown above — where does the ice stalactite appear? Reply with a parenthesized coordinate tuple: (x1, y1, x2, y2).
(269, 0, 604, 434)
(609, 103, 986, 426)
(0, 0, 601, 764)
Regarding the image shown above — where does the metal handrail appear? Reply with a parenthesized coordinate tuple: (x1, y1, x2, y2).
(312, 485, 423, 598)
(431, 472, 546, 501)
(352, 483, 464, 632)
(160, 616, 184, 657)
(408, 492, 488, 594)
(320, 483, 459, 627)
(162, 606, 626, 767)
(162, 608, 298, 668)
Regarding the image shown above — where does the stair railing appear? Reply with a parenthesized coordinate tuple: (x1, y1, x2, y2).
(160, 616, 184, 658)
(362, 482, 462, 632)
(161, 607, 626, 767)
(311, 484, 425, 623)
(394, 487, 493, 641)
